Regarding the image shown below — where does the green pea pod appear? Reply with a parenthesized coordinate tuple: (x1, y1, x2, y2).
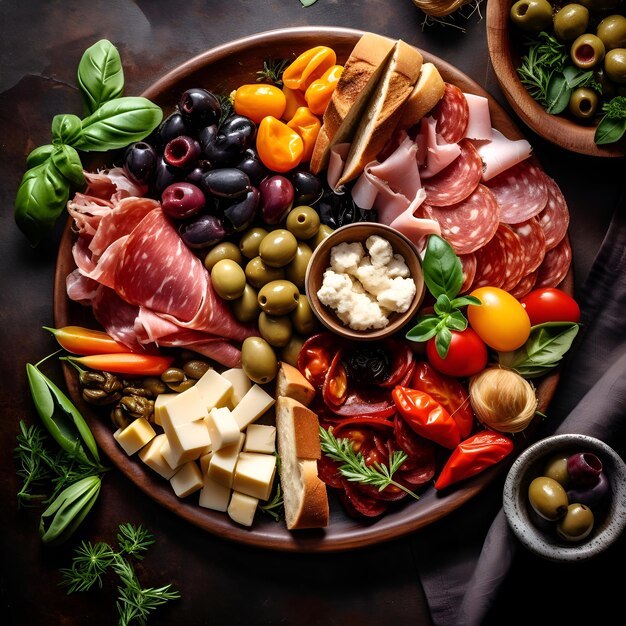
(52, 113, 83, 146)
(25, 363, 99, 464)
(73, 96, 163, 152)
(14, 159, 71, 247)
(26, 144, 55, 168)
(77, 39, 124, 115)
(39, 476, 101, 545)
(51, 144, 86, 188)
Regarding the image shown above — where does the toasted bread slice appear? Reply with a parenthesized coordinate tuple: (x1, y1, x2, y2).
(310, 32, 396, 174)
(397, 62, 446, 129)
(275, 362, 315, 407)
(336, 40, 424, 188)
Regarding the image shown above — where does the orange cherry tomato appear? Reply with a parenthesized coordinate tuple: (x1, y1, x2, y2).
(281, 85, 307, 121)
(282, 46, 337, 91)
(233, 84, 286, 124)
(286, 106, 321, 162)
(256, 116, 304, 172)
(304, 64, 343, 115)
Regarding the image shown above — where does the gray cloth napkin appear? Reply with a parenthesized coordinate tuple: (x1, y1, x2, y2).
(415, 205, 626, 626)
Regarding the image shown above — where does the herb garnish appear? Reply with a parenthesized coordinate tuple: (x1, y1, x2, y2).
(319, 427, 419, 500)
(60, 523, 180, 625)
(595, 96, 626, 146)
(256, 58, 290, 87)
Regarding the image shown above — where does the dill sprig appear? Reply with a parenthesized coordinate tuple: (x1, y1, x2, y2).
(319, 427, 419, 500)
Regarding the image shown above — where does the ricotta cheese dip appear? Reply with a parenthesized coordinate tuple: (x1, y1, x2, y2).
(317, 235, 416, 331)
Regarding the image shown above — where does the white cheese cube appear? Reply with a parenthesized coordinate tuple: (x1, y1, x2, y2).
(231, 384, 275, 430)
(243, 424, 276, 454)
(160, 385, 208, 434)
(221, 368, 252, 408)
(233, 452, 276, 501)
(199, 451, 214, 476)
(164, 420, 212, 468)
(194, 368, 233, 410)
(170, 461, 203, 498)
(113, 418, 156, 456)
(138, 433, 176, 479)
(204, 406, 240, 451)
(207, 433, 245, 488)
(198, 475, 231, 512)
(227, 491, 258, 527)
(153, 394, 177, 427)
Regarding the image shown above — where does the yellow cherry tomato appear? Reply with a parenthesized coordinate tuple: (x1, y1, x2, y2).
(256, 116, 304, 172)
(467, 287, 531, 352)
(233, 84, 286, 124)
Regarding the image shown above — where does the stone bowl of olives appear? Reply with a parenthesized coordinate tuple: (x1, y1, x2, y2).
(503, 433, 626, 562)
(486, 0, 626, 157)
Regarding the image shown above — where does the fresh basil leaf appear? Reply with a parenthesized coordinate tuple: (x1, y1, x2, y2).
(445, 310, 468, 332)
(73, 97, 163, 152)
(26, 144, 55, 168)
(434, 294, 452, 316)
(300, 0, 318, 6)
(435, 326, 452, 359)
(595, 115, 626, 145)
(498, 322, 580, 378)
(406, 315, 440, 342)
(14, 159, 70, 247)
(51, 145, 85, 188)
(546, 73, 571, 115)
(451, 295, 481, 308)
(51, 114, 83, 145)
(422, 235, 463, 299)
(77, 39, 124, 115)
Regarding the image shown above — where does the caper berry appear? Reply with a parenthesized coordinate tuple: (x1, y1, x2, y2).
(161, 367, 186, 384)
(183, 360, 211, 379)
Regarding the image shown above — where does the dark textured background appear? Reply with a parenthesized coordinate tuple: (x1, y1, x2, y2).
(1, 1, 623, 624)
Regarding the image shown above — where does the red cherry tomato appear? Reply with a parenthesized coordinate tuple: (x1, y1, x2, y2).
(521, 288, 581, 325)
(426, 328, 488, 378)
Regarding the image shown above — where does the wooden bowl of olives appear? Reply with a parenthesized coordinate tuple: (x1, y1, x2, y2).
(486, 0, 626, 157)
(503, 434, 626, 562)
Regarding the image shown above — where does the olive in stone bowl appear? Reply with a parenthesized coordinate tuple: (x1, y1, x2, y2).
(503, 433, 626, 562)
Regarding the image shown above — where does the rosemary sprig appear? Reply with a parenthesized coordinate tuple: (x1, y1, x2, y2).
(256, 58, 289, 87)
(15, 421, 56, 506)
(319, 427, 419, 500)
(259, 455, 284, 522)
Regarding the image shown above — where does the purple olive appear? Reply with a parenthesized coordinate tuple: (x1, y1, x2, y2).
(259, 175, 294, 225)
(567, 452, 603, 486)
(161, 182, 205, 220)
(567, 471, 610, 508)
(202, 168, 251, 198)
(164, 135, 202, 169)
(155, 112, 191, 149)
(123, 141, 157, 185)
(178, 88, 221, 129)
(223, 187, 260, 232)
(236, 149, 269, 186)
(289, 169, 323, 206)
(178, 214, 225, 249)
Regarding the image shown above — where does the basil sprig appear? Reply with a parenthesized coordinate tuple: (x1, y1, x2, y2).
(595, 96, 626, 146)
(497, 322, 580, 379)
(14, 39, 163, 246)
(406, 235, 480, 358)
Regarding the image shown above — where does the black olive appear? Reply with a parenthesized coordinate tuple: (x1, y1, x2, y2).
(318, 186, 376, 229)
(154, 112, 191, 150)
(163, 135, 202, 169)
(153, 155, 183, 195)
(201, 168, 251, 198)
(289, 169, 324, 206)
(236, 148, 270, 186)
(219, 114, 257, 148)
(222, 187, 260, 232)
(123, 141, 157, 185)
(345, 345, 391, 385)
(178, 214, 225, 249)
(178, 88, 221, 129)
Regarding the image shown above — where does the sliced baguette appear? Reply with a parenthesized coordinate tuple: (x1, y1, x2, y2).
(336, 40, 424, 187)
(275, 396, 329, 530)
(275, 361, 315, 407)
(310, 32, 396, 174)
(397, 62, 446, 129)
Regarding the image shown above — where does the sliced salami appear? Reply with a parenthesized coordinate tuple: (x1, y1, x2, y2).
(469, 233, 507, 290)
(423, 139, 483, 207)
(509, 217, 546, 274)
(535, 236, 572, 289)
(423, 184, 500, 255)
(509, 270, 538, 300)
(459, 252, 477, 294)
(537, 171, 570, 250)
(495, 223, 526, 292)
(430, 83, 469, 144)
(486, 157, 549, 224)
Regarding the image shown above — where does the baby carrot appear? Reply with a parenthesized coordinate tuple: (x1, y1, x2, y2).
(45, 326, 128, 355)
(64, 353, 175, 376)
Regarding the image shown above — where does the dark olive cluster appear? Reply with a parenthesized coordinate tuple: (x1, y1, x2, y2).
(344, 345, 391, 386)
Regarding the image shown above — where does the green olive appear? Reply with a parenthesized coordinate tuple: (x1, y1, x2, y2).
(204, 241, 243, 272)
(604, 48, 626, 84)
(239, 227, 269, 259)
(258, 280, 300, 315)
(568, 86, 600, 118)
(290, 297, 320, 335)
(231, 283, 260, 323)
(571, 33, 606, 69)
(258, 312, 293, 347)
(308, 224, 334, 250)
(210, 259, 247, 300)
(510, 0, 553, 34)
(556, 503, 595, 542)
(280, 334, 306, 368)
(553, 4, 590, 42)
(241, 336, 278, 384)
(182, 360, 211, 380)
(594, 66, 618, 99)
(597, 15, 626, 51)
(528, 476, 569, 521)
(285, 205, 321, 240)
(258, 229, 298, 268)
(285, 242, 313, 290)
(543, 453, 570, 486)
(245, 256, 285, 289)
